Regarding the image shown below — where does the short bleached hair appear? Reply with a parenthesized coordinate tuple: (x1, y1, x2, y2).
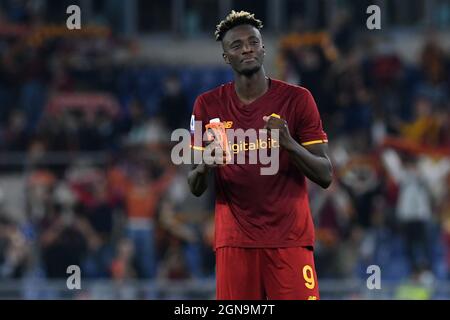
(215, 10, 263, 41)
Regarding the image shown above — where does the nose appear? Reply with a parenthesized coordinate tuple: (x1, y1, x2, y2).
(242, 42, 253, 54)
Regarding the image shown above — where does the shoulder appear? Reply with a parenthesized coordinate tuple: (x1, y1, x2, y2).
(271, 80, 320, 120)
(270, 78, 313, 100)
(196, 82, 233, 107)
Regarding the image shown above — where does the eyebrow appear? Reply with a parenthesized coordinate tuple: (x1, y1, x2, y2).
(229, 39, 242, 47)
(229, 36, 259, 47)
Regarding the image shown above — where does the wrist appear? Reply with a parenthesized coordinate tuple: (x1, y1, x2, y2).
(282, 136, 297, 152)
(196, 163, 210, 175)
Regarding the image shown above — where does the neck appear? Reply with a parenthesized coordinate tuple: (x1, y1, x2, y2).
(234, 67, 269, 104)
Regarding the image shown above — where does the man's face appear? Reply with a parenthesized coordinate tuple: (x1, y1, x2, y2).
(222, 24, 265, 76)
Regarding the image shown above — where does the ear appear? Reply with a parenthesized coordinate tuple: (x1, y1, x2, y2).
(223, 52, 230, 64)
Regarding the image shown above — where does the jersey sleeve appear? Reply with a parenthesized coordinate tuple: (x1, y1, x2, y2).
(190, 95, 207, 151)
(295, 89, 328, 146)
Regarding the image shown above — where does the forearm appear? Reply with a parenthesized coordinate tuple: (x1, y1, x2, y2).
(187, 164, 210, 197)
(284, 138, 332, 188)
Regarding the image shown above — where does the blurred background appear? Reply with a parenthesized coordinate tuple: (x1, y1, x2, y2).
(0, 0, 449, 300)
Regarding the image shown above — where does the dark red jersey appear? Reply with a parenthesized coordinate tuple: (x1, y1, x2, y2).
(190, 78, 328, 249)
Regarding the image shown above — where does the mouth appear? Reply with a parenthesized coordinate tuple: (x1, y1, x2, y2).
(241, 57, 256, 63)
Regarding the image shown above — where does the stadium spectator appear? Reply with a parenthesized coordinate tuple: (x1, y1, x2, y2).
(383, 150, 433, 271)
(107, 159, 175, 278)
(158, 74, 190, 132)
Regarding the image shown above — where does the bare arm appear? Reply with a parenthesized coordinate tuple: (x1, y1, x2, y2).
(263, 115, 333, 189)
(285, 141, 333, 189)
(187, 125, 230, 197)
(187, 162, 211, 197)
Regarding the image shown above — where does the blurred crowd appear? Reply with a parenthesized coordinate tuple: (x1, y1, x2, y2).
(0, 2, 450, 299)
(280, 14, 450, 295)
(0, 2, 218, 294)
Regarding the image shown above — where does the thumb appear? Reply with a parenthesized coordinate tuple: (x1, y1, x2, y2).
(263, 116, 269, 122)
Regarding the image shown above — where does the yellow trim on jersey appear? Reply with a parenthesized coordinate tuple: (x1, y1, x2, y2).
(301, 139, 328, 146)
(190, 145, 205, 151)
(270, 113, 281, 119)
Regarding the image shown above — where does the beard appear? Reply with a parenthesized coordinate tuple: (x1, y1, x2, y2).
(238, 64, 261, 77)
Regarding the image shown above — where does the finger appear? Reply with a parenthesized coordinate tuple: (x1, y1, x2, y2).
(206, 128, 219, 142)
(203, 153, 223, 166)
(263, 117, 272, 130)
(207, 133, 215, 142)
(210, 130, 219, 141)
